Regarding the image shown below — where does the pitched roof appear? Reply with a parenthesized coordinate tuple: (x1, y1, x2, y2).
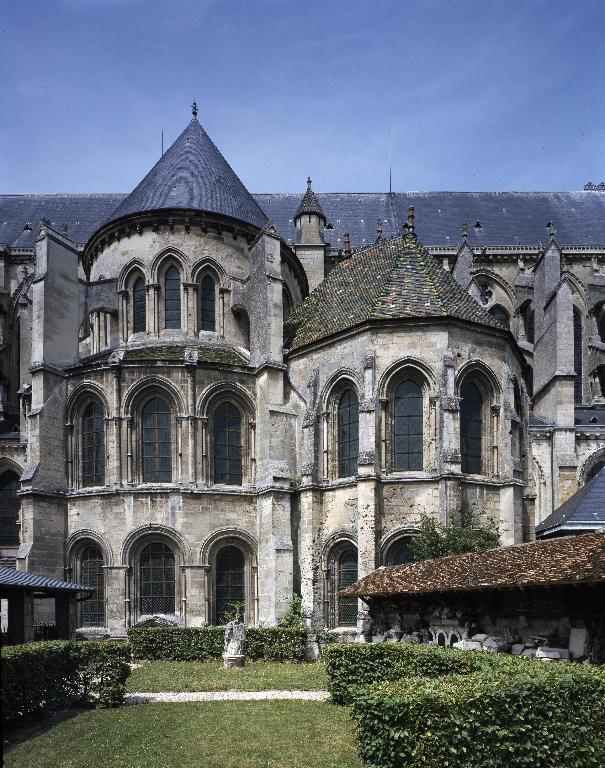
(3, 190, 605, 251)
(536, 469, 605, 537)
(104, 118, 268, 231)
(343, 531, 605, 599)
(284, 232, 503, 350)
(0, 565, 91, 593)
(294, 178, 326, 220)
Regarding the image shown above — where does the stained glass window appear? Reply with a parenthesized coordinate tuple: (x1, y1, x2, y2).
(81, 401, 105, 487)
(142, 398, 172, 482)
(213, 402, 242, 485)
(199, 274, 216, 332)
(460, 380, 483, 474)
(386, 537, 413, 565)
(164, 266, 181, 329)
(336, 549, 358, 627)
(338, 389, 359, 477)
(79, 545, 104, 626)
(393, 379, 423, 470)
(133, 277, 146, 333)
(215, 545, 245, 624)
(0, 471, 20, 546)
(140, 542, 175, 615)
(488, 304, 510, 330)
(574, 307, 583, 404)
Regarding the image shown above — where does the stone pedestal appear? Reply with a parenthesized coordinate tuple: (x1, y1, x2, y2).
(223, 654, 245, 669)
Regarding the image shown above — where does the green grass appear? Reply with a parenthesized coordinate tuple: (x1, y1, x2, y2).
(127, 660, 328, 692)
(4, 702, 362, 768)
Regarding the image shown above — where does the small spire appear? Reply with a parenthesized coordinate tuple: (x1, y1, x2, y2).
(307, 176, 312, 190)
(404, 206, 416, 237)
(343, 232, 352, 259)
(547, 220, 556, 241)
(461, 222, 468, 240)
(375, 218, 383, 243)
(191, 100, 198, 119)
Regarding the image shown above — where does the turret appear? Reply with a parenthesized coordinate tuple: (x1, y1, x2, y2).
(293, 177, 327, 291)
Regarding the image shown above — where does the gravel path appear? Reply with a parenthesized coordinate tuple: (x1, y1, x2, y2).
(127, 690, 329, 703)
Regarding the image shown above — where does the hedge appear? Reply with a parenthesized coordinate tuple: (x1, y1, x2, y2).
(1, 640, 131, 725)
(127, 626, 308, 662)
(350, 664, 605, 768)
(323, 642, 529, 704)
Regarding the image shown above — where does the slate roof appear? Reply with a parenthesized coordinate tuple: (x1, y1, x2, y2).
(3, 190, 605, 251)
(284, 232, 503, 350)
(105, 118, 269, 231)
(0, 565, 91, 593)
(536, 468, 605, 537)
(343, 531, 605, 599)
(294, 178, 326, 220)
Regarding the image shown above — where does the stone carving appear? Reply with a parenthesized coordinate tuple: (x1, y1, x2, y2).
(184, 348, 199, 365)
(108, 350, 124, 366)
(223, 620, 246, 668)
(357, 450, 376, 466)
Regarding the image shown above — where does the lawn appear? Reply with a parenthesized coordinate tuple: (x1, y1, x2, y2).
(4, 701, 362, 768)
(127, 660, 328, 692)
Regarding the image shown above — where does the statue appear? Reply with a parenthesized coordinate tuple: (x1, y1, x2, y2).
(223, 620, 246, 668)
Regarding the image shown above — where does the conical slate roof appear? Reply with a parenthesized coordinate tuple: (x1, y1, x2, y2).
(284, 233, 504, 350)
(106, 118, 268, 230)
(294, 177, 326, 220)
(536, 467, 605, 537)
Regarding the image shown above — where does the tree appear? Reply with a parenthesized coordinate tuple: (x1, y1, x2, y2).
(408, 507, 500, 562)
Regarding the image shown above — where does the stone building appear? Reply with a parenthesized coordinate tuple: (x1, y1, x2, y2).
(1, 108, 605, 636)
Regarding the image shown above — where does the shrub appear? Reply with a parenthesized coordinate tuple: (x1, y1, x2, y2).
(278, 594, 304, 628)
(350, 664, 605, 768)
(323, 642, 529, 704)
(1, 640, 131, 725)
(127, 626, 308, 662)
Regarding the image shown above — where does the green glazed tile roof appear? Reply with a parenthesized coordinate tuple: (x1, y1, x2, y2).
(284, 233, 504, 350)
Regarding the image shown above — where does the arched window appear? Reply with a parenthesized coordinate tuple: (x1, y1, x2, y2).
(213, 402, 242, 485)
(0, 471, 20, 546)
(79, 545, 105, 627)
(215, 545, 245, 625)
(142, 398, 172, 483)
(139, 542, 175, 615)
(586, 461, 605, 483)
(199, 274, 216, 332)
(329, 547, 358, 628)
(393, 379, 423, 471)
(488, 304, 510, 330)
(386, 536, 414, 566)
(164, 266, 181, 329)
(524, 308, 535, 344)
(133, 277, 146, 333)
(81, 400, 105, 487)
(574, 307, 583, 403)
(460, 380, 483, 474)
(338, 389, 359, 477)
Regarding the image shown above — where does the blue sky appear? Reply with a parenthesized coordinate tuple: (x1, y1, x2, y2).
(1, 0, 604, 193)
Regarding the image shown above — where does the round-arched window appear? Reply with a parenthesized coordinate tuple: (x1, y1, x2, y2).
(337, 389, 359, 478)
(213, 402, 243, 485)
(139, 542, 175, 615)
(142, 398, 172, 483)
(81, 400, 105, 487)
(460, 380, 483, 474)
(79, 544, 105, 627)
(215, 545, 245, 625)
(393, 379, 423, 471)
(0, 471, 20, 546)
(133, 276, 146, 333)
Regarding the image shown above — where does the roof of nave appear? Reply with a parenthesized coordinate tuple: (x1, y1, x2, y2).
(104, 117, 269, 231)
(343, 530, 605, 599)
(536, 467, 605, 538)
(283, 231, 504, 351)
(3, 189, 605, 251)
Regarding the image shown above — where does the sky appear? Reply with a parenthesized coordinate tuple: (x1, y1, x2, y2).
(1, 0, 604, 194)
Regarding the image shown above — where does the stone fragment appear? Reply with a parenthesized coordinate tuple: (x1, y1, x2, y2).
(536, 647, 569, 660)
(569, 627, 587, 659)
(470, 633, 489, 643)
(453, 639, 483, 651)
(510, 643, 525, 655)
(482, 636, 511, 653)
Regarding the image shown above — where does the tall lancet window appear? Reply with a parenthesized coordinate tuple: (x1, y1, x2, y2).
(164, 266, 181, 329)
(133, 277, 146, 333)
(199, 274, 216, 332)
(573, 307, 583, 403)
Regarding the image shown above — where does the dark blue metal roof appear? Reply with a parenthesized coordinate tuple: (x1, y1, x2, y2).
(536, 468, 605, 537)
(105, 118, 269, 231)
(0, 565, 91, 592)
(3, 190, 605, 251)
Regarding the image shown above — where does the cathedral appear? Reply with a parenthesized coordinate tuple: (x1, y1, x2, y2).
(2, 107, 605, 636)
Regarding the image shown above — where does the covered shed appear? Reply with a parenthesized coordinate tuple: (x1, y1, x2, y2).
(343, 531, 605, 662)
(0, 566, 91, 645)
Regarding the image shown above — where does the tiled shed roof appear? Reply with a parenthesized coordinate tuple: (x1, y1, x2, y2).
(284, 232, 503, 350)
(0, 566, 91, 593)
(536, 468, 605, 537)
(343, 531, 605, 598)
(3, 190, 605, 251)
(105, 118, 269, 231)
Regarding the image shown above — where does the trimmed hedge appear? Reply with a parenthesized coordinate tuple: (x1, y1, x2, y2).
(350, 665, 605, 768)
(1, 640, 131, 725)
(127, 626, 308, 662)
(323, 642, 528, 704)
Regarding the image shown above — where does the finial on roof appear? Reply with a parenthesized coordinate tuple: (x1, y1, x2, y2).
(307, 176, 312, 190)
(375, 218, 383, 243)
(547, 220, 556, 241)
(294, 176, 326, 222)
(192, 100, 198, 119)
(343, 232, 352, 259)
(461, 222, 468, 240)
(404, 206, 416, 237)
